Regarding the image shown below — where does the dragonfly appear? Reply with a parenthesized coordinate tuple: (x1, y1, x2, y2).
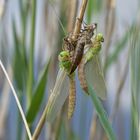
(56, 26, 97, 119)
(78, 32, 106, 99)
(45, 21, 107, 122)
(46, 3, 106, 122)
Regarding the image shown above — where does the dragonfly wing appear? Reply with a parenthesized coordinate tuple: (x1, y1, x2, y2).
(85, 55, 107, 100)
(46, 69, 69, 122)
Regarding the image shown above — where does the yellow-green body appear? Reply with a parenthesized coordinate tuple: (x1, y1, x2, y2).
(85, 33, 104, 62)
(58, 50, 76, 119)
(78, 33, 106, 99)
(58, 51, 71, 72)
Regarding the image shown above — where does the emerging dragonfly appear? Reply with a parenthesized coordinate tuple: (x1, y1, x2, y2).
(46, 23, 107, 122)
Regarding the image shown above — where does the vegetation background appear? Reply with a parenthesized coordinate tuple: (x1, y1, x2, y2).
(0, 0, 140, 140)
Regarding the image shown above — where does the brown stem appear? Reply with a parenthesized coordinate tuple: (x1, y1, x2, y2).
(89, 113, 98, 140)
(32, 106, 48, 140)
(72, 0, 88, 40)
(50, 1, 78, 139)
(32, 0, 88, 139)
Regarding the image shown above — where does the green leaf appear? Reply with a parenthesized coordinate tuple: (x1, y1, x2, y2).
(26, 60, 50, 124)
(87, 0, 94, 23)
(87, 0, 103, 23)
(88, 85, 116, 140)
(130, 27, 140, 140)
(26, 0, 37, 105)
(12, 19, 27, 91)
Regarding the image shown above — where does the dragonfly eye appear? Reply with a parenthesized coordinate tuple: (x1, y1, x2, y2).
(101, 38, 104, 42)
(96, 33, 104, 42)
(59, 51, 70, 60)
(93, 23, 97, 29)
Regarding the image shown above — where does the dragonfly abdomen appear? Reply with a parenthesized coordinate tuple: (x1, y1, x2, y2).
(68, 75, 76, 119)
(78, 58, 89, 94)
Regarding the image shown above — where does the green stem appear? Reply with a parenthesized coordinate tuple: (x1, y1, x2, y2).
(27, 0, 37, 106)
(88, 85, 116, 140)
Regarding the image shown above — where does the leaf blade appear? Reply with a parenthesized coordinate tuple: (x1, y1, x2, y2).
(88, 85, 116, 140)
(26, 60, 50, 124)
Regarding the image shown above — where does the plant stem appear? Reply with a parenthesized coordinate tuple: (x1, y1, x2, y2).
(88, 85, 116, 140)
(52, 1, 78, 138)
(89, 113, 98, 140)
(32, 0, 89, 139)
(0, 60, 32, 140)
(72, 0, 88, 40)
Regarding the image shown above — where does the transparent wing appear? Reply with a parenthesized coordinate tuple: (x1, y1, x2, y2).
(85, 55, 107, 100)
(46, 68, 69, 122)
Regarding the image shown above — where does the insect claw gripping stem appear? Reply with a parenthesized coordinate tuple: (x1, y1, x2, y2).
(76, 17, 83, 24)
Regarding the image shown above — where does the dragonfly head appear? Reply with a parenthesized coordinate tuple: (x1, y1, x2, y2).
(82, 23, 97, 38)
(58, 51, 71, 70)
(58, 51, 70, 61)
(96, 33, 104, 42)
(83, 23, 97, 31)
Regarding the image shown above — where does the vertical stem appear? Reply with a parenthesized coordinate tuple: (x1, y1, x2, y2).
(72, 0, 88, 39)
(27, 0, 37, 105)
(32, 0, 89, 139)
(90, 113, 98, 140)
(0, 60, 32, 140)
(88, 85, 116, 140)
